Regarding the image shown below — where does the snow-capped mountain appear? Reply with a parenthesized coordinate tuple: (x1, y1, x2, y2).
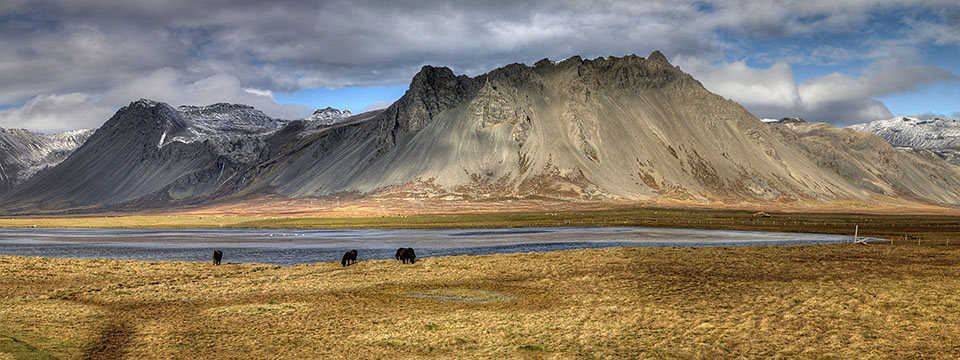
(154, 101, 291, 164)
(849, 116, 960, 149)
(303, 107, 352, 125)
(162, 102, 288, 144)
(0, 127, 94, 193)
(849, 116, 960, 165)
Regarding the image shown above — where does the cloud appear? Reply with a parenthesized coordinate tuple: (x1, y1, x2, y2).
(678, 56, 959, 125)
(0, 69, 311, 133)
(676, 57, 799, 108)
(244, 88, 274, 98)
(99, 69, 310, 119)
(0, 93, 114, 132)
(0, 0, 958, 130)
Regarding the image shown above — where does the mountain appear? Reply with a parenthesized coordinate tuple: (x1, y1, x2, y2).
(4, 52, 960, 213)
(304, 107, 352, 125)
(769, 121, 960, 205)
(849, 116, 960, 165)
(249, 52, 960, 206)
(0, 128, 94, 194)
(0, 101, 290, 211)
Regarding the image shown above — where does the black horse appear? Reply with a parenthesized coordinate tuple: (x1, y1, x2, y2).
(341, 249, 358, 267)
(212, 250, 223, 266)
(395, 247, 416, 264)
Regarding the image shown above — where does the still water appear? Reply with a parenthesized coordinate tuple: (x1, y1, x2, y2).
(0, 227, 868, 266)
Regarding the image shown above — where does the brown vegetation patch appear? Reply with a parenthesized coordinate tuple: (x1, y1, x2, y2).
(406, 288, 516, 304)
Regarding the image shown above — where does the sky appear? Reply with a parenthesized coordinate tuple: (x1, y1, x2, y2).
(0, 0, 958, 132)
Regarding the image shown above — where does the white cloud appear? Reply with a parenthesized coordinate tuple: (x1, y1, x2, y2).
(244, 88, 274, 98)
(100, 69, 311, 120)
(676, 57, 799, 108)
(0, 0, 958, 130)
(677, 56, 958, 125)
(0, 93, 114, 132)
(0, 69, 312, 132)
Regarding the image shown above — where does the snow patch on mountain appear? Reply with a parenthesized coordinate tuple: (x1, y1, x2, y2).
(165, 103, 288, 145)
(304, 107, 352, 125)
(146, 103, 293, 164)
(848, 116, 960, 149)
(849, 116, 960, 166)
(0, 127, 94, 188)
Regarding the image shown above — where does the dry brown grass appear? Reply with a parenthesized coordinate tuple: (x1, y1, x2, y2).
(2, 243, 960, 359)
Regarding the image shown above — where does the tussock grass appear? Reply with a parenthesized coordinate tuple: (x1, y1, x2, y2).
(2, 243, 960, 358)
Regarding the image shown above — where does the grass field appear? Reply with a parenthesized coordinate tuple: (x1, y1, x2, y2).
(2, 242, 960, 359)
(2, 207, 959, 358)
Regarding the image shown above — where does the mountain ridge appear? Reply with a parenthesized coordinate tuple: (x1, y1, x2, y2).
(849, 116, 960, 166)
(3, 52, 960, 213)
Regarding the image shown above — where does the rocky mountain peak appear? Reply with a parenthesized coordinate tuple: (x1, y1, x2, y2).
(372, 64, 482, 156)
(129, 98, 161, 109)
(305, 107, 352, 124)
(177, 103, 274, 125)
(105, 99, 185, 134)
(647, 50, 669, 64)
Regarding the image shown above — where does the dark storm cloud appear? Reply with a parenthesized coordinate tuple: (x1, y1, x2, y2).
(0, 0, 958, 131)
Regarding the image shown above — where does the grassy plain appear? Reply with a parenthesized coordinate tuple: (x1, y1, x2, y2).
(2, 242, 960, 358)
(2, 206, 959, 358)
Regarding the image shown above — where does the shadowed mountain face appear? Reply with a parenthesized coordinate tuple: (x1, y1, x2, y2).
(0, 100, 291, 212)
(3, 52, 960, 213)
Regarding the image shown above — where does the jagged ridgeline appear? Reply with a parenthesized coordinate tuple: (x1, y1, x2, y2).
(3, 51, 960, 213)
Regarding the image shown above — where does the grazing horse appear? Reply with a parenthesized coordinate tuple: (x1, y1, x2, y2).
(396, 247, 416, 264)
(341, 249, 358, 267)
(212, 250, 223, 266)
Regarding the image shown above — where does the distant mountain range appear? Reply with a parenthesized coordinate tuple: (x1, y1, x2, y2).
(0, 128, 94, 194)
(2, 52, 959, 214)
(849, 116, 960, 166)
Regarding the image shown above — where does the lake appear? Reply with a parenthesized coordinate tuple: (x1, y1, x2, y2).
(0, 227, 869, 266)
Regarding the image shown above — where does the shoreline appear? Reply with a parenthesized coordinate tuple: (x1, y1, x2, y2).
(0, 226, 878, 266)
